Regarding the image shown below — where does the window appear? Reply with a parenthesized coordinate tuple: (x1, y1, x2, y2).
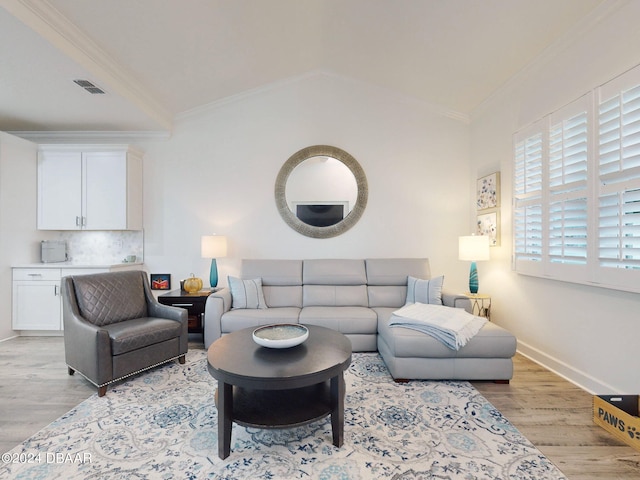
(514, 123, 543, 275)
(513, 64, 640, 293)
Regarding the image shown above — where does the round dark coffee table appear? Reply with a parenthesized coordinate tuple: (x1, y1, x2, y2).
(207, 325, 352, 459)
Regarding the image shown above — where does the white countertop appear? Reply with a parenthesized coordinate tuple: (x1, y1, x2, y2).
(13, 262, 144, 269)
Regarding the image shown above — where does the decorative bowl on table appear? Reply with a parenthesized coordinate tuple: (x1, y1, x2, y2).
(252, 324, 309, 349)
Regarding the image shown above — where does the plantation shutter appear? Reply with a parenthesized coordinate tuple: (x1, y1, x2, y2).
(513, 121, 544, 275)
(512, 63, 640, 293)
(596, 68, 640, 288)
(546, 96, 589, 279)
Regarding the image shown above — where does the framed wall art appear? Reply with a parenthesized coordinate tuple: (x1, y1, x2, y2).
(477, 172, 500, 210)
(477, 211, 500, 246)
(150, 273, 171, 290)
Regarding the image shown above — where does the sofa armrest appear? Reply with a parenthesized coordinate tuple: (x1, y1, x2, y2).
(147, 301, 189, 323)
(442, 291, 472, 313)
(204, 287, 232, 348)
(147, 301, 189, 353)
(61, 277, 113, 385)
(147, 299, 189, 327)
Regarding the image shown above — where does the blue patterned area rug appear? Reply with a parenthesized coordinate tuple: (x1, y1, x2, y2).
(1, 350, 566, 479)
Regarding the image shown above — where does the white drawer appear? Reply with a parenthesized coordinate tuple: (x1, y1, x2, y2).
(12, 268, 61, 281)
(61, 268, 110, 277)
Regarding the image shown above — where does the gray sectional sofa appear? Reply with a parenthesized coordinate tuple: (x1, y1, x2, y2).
(203, 258, 517, 381)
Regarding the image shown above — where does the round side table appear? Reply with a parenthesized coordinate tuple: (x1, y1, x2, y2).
(467, 293, 491, 320)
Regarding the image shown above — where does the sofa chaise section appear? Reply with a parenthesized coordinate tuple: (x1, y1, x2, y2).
(378, 319, 516, 381)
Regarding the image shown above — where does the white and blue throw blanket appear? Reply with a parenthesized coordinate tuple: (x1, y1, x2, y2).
(390, 302, 487, 350)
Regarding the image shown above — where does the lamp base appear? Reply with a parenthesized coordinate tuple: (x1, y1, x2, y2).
(469, 261, 479, 294)
(209, 258, 219, 288)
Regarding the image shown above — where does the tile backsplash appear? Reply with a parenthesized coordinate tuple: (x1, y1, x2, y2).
(56, 231, 144, 264)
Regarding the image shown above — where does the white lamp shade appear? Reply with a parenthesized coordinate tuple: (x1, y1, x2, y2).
(458, 235, 490, 261)
(201, 235, 227, 258)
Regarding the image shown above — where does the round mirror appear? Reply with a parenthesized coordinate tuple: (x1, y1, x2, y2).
(275, 145, 368, 238)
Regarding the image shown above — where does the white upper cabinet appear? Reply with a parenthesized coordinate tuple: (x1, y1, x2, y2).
(37, 145, 143, 230)
(37, 150, 82, 230)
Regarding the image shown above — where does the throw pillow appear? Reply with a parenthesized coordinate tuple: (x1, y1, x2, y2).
(228, 276, 267, 309)
(405, 275, 444, 305)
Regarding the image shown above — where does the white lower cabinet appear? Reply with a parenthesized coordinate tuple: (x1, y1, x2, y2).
(12, 265, 141, 332)
(13, 281, 62, 330)
(12, 268, 62, 330)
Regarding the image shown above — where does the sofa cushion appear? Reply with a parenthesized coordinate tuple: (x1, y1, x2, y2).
(371, 306, 398, 325)
(228, 276, 267, 309)
(405, 275, 444, 305)
(303, 285, 368, 307)
(365, 258, 431, 286)
(367, 285, 407, 308)
(303, 259, 367, 285)
(221, 307, 301, 333)
(103, 317, 182, 355)
(242, 259, 303, 286)
(72, 271, 147, 326)
(262, 285, 303, 308)
(299, 306, 377, 334)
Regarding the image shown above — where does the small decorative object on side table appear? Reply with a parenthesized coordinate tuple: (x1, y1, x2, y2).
(158, 288, 216, 336)
(467, 293, 491, 320)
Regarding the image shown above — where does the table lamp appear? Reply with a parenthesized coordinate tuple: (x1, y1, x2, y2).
(458, 235, 490, 294)
(201, 235, 228, 288)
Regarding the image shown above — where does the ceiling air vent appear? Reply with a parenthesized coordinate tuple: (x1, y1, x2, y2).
(73, 79, 106, 94)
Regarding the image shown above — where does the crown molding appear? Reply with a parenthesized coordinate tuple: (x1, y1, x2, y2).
(9, 130, 171, 143)
(470, 0, 629, 122)
(0, 0, 173, 131)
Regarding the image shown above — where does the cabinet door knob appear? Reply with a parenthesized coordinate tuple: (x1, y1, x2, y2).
(173, 303, 194, 307)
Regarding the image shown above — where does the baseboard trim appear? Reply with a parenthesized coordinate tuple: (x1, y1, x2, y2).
(0, 335, 20, 343)
(13, 331, 64, 337)
(516, 341, 618, 395)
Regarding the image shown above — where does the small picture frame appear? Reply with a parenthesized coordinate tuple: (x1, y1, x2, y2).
(477, 211, 500, 246)
(150, 273, 171, 290)
(477, 172, 500, 210)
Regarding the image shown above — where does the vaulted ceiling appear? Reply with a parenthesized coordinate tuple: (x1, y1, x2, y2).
(0, 0, 606, 133)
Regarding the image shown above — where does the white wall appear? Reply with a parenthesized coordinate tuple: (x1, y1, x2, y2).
(470, 1, 640, 394)
(139, 73, 471, 293)
(0, 133, 44, 340)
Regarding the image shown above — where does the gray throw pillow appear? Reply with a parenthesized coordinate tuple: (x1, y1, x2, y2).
(405, 275, 444, 305)
(228, 276, 267, 309)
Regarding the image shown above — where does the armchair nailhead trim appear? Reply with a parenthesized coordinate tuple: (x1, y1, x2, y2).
(68, 354, 184, 390)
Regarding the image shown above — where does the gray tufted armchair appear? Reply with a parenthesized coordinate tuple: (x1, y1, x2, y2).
(62, 270, 188, 396)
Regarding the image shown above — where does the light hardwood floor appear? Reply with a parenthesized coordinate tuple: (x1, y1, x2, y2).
(1, 336, 639, 479)
(472, 355, 640, 479)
